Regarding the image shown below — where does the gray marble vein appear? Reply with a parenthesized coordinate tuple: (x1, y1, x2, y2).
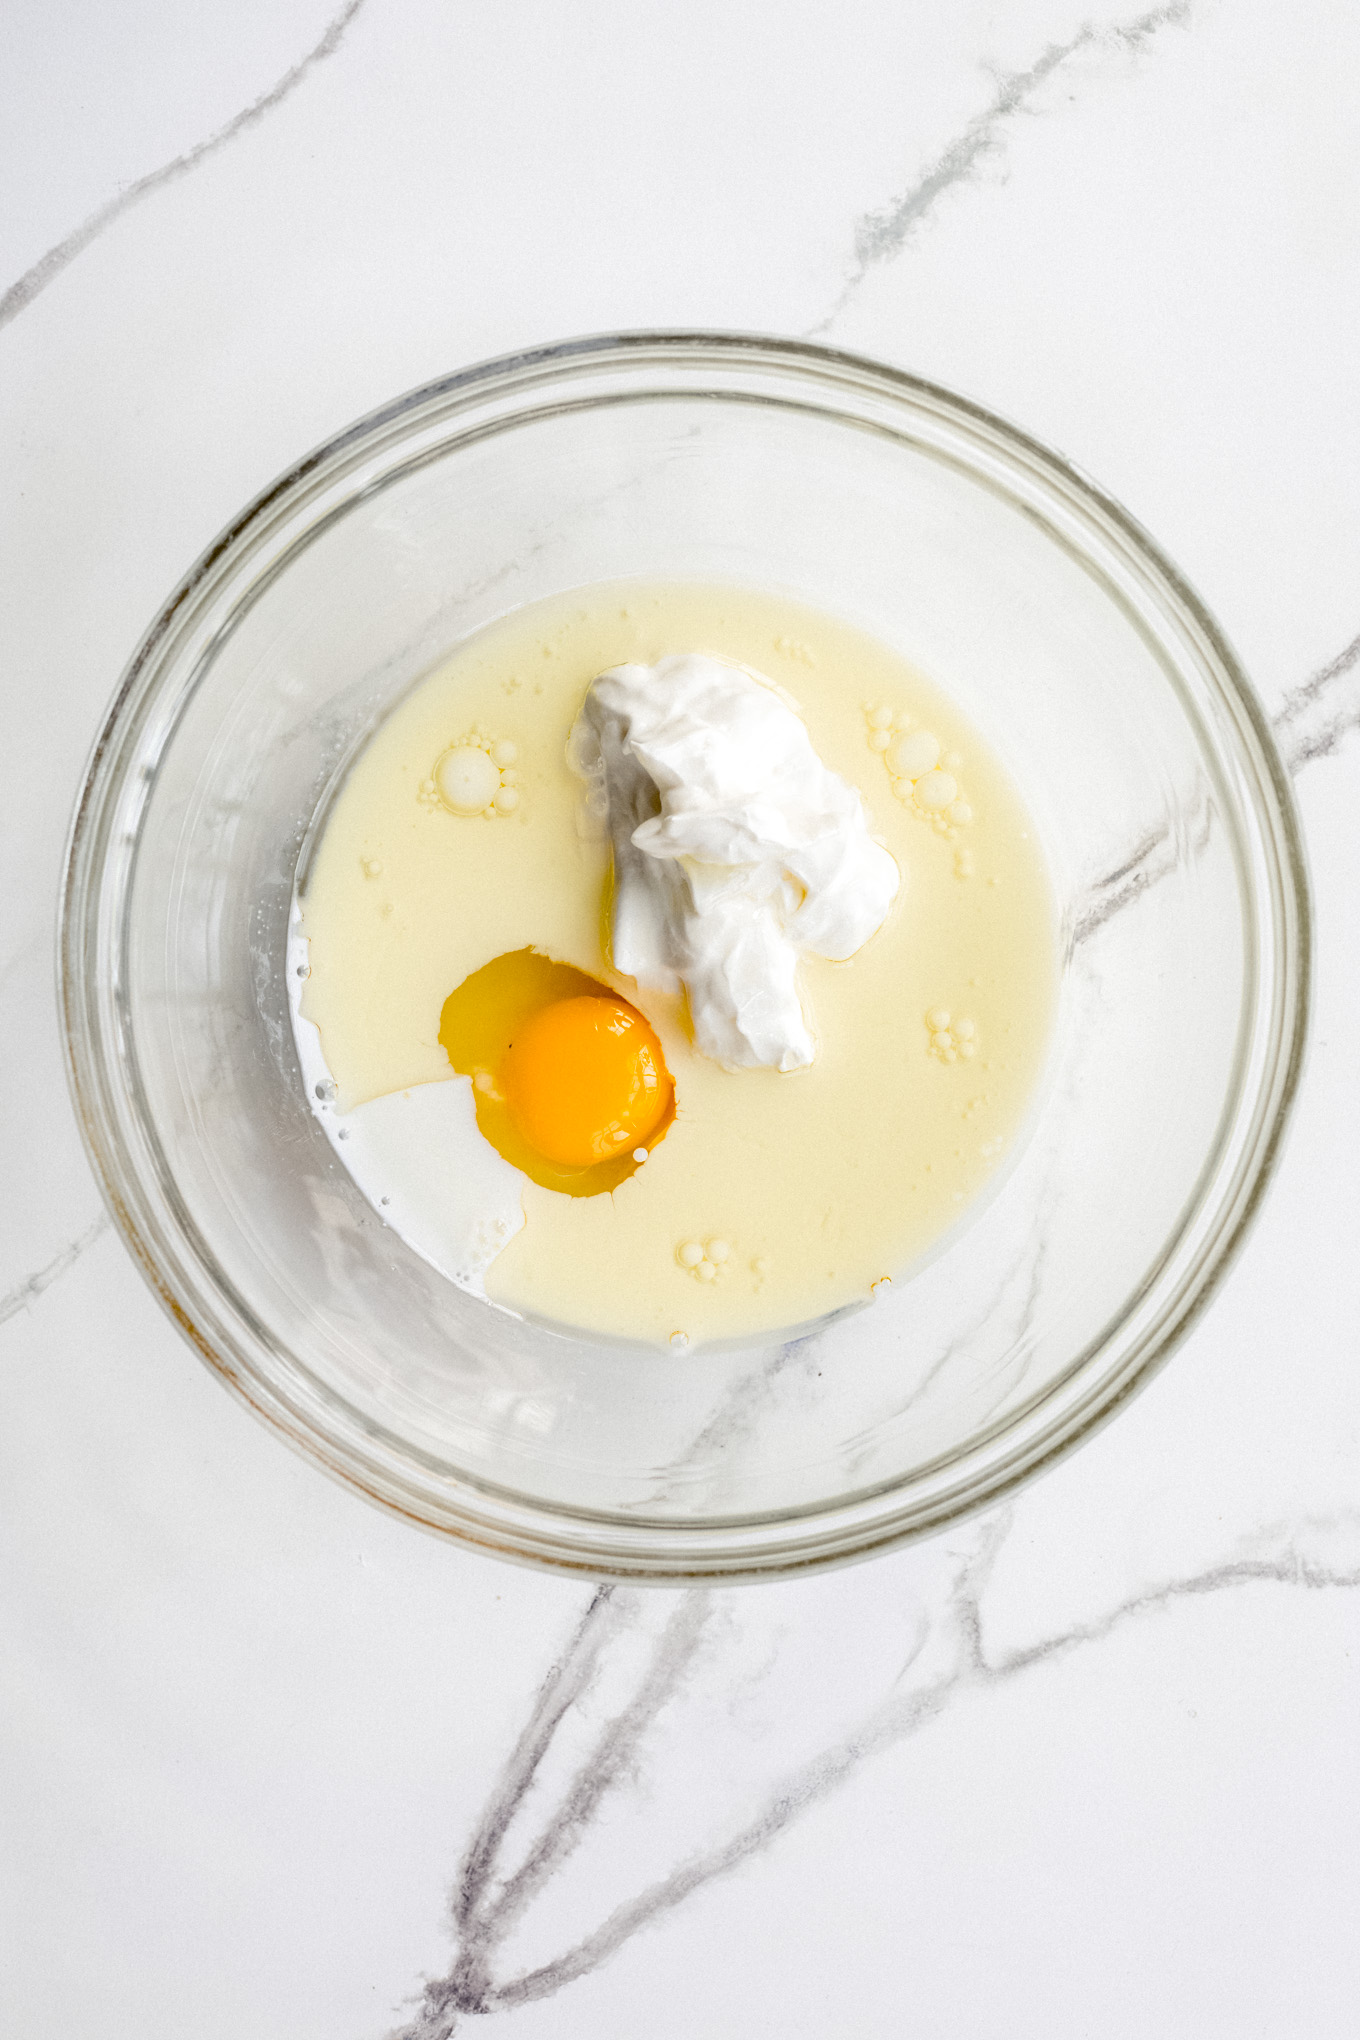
(389, 1510, 1360, 2032)
(1273, 628, 1360, 772)
(1070, 771, 1215, 944)
(637, 1332, 824, 1508)
(0, 1213, 109, 1330)
(0, 0, 371, 334)
(452, 1587, 623, 1936)
(809, 0, 1192, 334)
(395, 1589, 714, 2038)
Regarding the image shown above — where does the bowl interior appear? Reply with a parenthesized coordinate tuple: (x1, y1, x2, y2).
(64, 338, 1305, 1576)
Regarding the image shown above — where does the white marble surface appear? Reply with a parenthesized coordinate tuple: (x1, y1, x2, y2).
(4, 2, 1360, 2032)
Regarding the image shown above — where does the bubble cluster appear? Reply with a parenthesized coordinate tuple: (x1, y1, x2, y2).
(925, 1007, 978, 1064)
(774, 635, 816, 666)
(862, 705, 975, 841)
(677, 1237, 732, 1283)
(470, 1214, 515, 1260)
(420, 734, 521, 818)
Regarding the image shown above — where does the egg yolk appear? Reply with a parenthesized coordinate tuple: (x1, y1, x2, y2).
(502, 996, 671, 1168)
(438, 948, 676, 1195)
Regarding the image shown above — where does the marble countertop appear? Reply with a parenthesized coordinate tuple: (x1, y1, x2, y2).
(4, 3, 1359, 2032)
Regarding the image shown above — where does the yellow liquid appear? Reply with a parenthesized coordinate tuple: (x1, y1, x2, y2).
(300, 583, 1056, 1345)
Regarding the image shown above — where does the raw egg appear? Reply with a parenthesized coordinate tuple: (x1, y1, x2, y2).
(439, 948, 675, 1195)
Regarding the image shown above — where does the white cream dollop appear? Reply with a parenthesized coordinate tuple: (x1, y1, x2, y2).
(569, 654, 901, 1071)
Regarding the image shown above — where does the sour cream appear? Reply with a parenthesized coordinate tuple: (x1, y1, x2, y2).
(569, 654, 901, 1070)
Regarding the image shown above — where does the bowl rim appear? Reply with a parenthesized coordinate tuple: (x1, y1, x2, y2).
(58, 329, 1312, 1582)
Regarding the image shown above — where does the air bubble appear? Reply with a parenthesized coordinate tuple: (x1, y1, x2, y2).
(913, 770, 957, 812)
(435, 744, 499, 816)
(886, 730, 940, 779)
(926, 1011, 979, 1063)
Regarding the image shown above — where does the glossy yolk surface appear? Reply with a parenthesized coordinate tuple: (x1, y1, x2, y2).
(438, 948, 675, 1196)
(502, 996, 670, 1167)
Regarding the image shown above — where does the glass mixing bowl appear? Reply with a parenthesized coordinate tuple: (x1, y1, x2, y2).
(60, 334, 1308, 1580)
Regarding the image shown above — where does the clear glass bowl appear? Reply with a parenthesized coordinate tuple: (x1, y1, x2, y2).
(60, 334, 1309, 1580)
